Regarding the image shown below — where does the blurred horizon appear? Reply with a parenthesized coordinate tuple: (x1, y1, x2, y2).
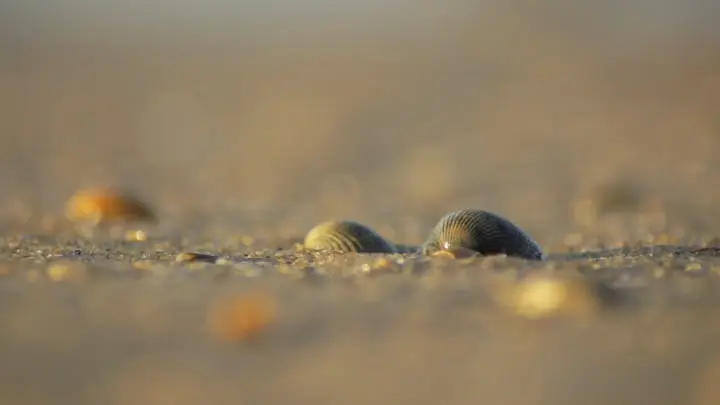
(2, 1, 720, 45)
(1, 0, 720, 246)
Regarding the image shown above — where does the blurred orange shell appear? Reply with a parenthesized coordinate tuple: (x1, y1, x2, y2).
(65, 187, 156, 224)
(208, 292, 278, 342)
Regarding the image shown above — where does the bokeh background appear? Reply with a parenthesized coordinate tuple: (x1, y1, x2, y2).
(2, 0, 720, 248)
(3, 2, 720, 405)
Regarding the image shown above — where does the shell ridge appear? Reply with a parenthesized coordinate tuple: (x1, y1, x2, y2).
(422, 209, 544, 260)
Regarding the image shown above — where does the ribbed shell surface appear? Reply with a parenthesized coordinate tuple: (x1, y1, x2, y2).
(304, 221, 397, 254)
(422, 209, 545, 260)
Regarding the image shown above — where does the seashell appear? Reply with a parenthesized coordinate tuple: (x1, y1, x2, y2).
(65, 187, 156, 224)
(304, 220, 397, 254)
(422, 209, 545, 260)
(207, 292, 278, 342)
(492, 274, 621, 319)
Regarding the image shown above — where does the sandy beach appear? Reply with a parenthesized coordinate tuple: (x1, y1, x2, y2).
(2, 2, 720, 404)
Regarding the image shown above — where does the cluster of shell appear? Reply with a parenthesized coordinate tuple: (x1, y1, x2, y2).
(63, 188, 547, 261)
(63, 187, 624, 319)
(303, 213, 627, 319)
(303, 208, 546, 261)
(63, 188, 546, 262)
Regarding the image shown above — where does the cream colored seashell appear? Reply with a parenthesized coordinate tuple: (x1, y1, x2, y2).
(422, 209, 544, 260)
(492, 274, 619, 319)
(304, 220, 397, 254)
(65, 187, 156, 224)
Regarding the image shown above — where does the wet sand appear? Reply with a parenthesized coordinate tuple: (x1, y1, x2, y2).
(3, 2, 720, 404)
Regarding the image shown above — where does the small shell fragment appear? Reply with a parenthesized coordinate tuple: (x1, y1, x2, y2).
(65, 187, 156, 224)
(304, 220, 397, 254)
(422, 209, 545, 260)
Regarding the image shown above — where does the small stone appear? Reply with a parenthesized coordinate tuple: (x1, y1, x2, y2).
(175, 252, 219, 264)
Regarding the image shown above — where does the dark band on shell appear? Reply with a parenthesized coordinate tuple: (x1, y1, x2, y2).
(422, 209, 545, 260)
(304, 220, 398, 254)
